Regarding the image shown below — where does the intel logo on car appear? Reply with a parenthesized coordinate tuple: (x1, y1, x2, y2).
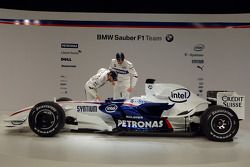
(169, 88, 191, 103)
(105, 104, 118, 113)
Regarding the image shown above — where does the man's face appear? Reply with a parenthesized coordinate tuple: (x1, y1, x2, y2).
(108, 75, 116, 85)
(117, 59, 124, 65)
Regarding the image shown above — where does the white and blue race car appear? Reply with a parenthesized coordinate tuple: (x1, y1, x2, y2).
(4, 79, 245, 142)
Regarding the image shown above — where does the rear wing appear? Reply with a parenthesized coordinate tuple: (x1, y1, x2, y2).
(207, 91, 245, 120)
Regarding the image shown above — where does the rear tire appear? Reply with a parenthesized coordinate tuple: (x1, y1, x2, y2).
(201, 105, 239, 142)
(29, 101, 65, 137)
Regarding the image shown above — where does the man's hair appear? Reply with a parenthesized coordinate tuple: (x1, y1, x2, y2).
(109, 70, 118, 81)
(116, 52, 125, 61)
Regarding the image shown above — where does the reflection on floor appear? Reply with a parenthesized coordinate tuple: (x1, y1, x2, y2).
(1, 115, 250, 167)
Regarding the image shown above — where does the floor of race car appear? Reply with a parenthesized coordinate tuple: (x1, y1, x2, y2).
(1, 115, 250, 167)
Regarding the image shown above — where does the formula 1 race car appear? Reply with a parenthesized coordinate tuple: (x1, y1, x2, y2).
(4, 79, 245, 142)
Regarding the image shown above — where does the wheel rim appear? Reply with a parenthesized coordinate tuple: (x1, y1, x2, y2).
(210, 113, 232, 135)
(35, 109, 56, 130)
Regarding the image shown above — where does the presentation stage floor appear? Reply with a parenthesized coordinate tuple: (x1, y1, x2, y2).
(1, 114, 250, 167)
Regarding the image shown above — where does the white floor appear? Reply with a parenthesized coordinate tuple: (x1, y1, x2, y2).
(1, 115, 250, 167)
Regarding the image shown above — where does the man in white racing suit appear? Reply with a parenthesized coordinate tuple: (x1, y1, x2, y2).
(85, 68, 117, 101)
(109, 52, 138, 99)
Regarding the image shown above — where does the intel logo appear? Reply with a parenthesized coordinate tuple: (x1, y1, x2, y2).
(169, 88, 191, 103)
(194, 44, 205, 52)
(105, 104, 118, 113)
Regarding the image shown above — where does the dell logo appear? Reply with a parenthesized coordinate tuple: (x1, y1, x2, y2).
(61, 57, 72, 61)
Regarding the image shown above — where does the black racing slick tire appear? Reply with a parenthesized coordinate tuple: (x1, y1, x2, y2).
(29, 101, 65, 137)
(201, 105, 239, 142)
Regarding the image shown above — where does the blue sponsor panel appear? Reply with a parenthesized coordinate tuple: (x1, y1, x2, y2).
(99, 101, 174, 131)
(99, 101, 124, 118)
(135, 103, 174, 119)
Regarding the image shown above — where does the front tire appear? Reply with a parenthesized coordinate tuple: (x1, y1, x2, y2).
(201, 105, 239, 142)
(29, 101, 65, 137)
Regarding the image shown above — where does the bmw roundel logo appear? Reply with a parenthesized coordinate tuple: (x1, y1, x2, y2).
(165, 34, 174, 42)
(105, 104, 118, 113)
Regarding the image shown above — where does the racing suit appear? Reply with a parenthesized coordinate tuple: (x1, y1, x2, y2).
(85, 68, 109, 100)
(109, 59, 138, 99)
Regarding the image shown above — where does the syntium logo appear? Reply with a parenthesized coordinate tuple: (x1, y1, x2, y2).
(97, 34, 113, 40)
(77, 106, 97, 112)
(169, 88, 191, 103)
